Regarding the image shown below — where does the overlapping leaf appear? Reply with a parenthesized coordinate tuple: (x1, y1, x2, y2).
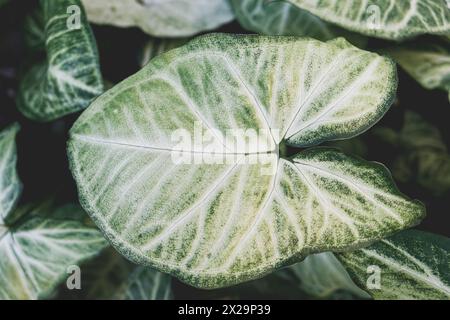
(17, 0, 103, 122)
(0, 203, 107, 300)
(58, 248, 172, 300)
(0, 124, 21, 225)
(287, 0, 450, 40)
(140, 38, 189, 68)
(275, 252, 370, 299)
(385, 37, 450, 102)
(81, 0, 234, 37)
(338, 230, 450, 300)
(68, 34, 424, 288)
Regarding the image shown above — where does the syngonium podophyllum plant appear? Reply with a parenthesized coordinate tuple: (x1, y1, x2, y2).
(68, 34, 427, 289)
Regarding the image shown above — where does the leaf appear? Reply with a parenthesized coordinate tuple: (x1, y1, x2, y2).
(0, 203, 108, 300)
(140, 38, 190, 68)
(57, 248, 172, 300)
(0, 124, 21, 225)
(231, 0, 337, 39)
(17, 0, 103, 122)
(81, 0, 234, 37)
(338, 230, 450, 300)
(375, 111, 450, 196)
(276, 252, 370, 299)
(385, 37, 450, 101)
(287, 0, 450, 40)
(68, 34, 424, 289)
(231, 0, 367, 47)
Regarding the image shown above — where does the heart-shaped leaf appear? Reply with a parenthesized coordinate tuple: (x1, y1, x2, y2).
(338, 230, 450, 300)
(68, 34, 425, 289)
(0, 203, 108, 300)
(287, 0, 450, 40)
(17, 0, 103, 122)
(81, 0, 234, 37)
(275, 252, 370, 299)
(385, 37, 450, 102)
(0, 123, 21, 225)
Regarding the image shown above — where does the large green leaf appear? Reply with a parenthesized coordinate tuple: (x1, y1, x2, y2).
(0, 124, 21, 225)
(287, 0, 450, 40)
(275, 252, 370, 299)
(338, 230, 450, 300)
(81, 0, 234, 37)
(68, 34, 424, 289)
(17, 0, 103, 122)
(385, 37, 450, 102)
(0, 203, 107, 300)
(58, 247, 172, 300)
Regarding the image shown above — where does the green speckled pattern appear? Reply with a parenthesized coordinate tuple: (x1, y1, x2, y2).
(338, 230, 450, 300)
(0, 124, 21, 225)
(17, 0, 103, 122)
(81, 0, 234, 37)
(288, 0, 450, 40)
(0, 204, 108, 300)
(68, 34, 425, 289)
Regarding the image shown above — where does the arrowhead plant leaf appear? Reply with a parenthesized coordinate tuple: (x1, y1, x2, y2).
(0, 203, 108, 300)
(80, 0, 234, 37)
(0, 124, 21, 226)
(287, 0, 450, 40)
(17, 0, 103, 122)
(338, 230, 450, 300)
(68, 34, 425, 289)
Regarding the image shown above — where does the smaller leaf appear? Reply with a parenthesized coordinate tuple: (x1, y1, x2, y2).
(17, 0, 103, 122)
(81, 0, 234, 37)
(276, 252, 370, 299)
(140, 38, 189, 68)
(57, 248, 173, 300)
(0, 203, 108, 300)
(338, 230, 450, 300)
(0, 123, 21, 225)
(385, 37, 450, 102)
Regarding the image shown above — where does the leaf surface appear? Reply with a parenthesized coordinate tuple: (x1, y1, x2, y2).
(68, 34, 424, 288)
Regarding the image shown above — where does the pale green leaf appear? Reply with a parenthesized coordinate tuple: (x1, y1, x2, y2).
(81, 0, 234, 37)
(287, 0, 450, 40)
(338, 230, 450, 300)
(0, 203, 108, 300)
(17, 0, 103, 122)
(385, 37, 450, 101)
(0, 124, 21, 225)
(231, 0, 367, 47)
(68, 34, 424, 289)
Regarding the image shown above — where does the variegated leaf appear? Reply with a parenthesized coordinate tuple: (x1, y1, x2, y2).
(17, 0, 103, 122)
(68, 34, 424, 289)
(57, 247, 173, 300)
(338, 230, 450, 300)
(0, 203, 107, 300)
(0, 124, 21, 225)
(81, 0, 234, 37)
(276, 252, 370, 299)
(385, 37, 450, 102)
(231, 0, 366, 46)
(287, 0, 450, 40)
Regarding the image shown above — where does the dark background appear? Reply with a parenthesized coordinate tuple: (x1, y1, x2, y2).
(1, 0, 449, 299)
